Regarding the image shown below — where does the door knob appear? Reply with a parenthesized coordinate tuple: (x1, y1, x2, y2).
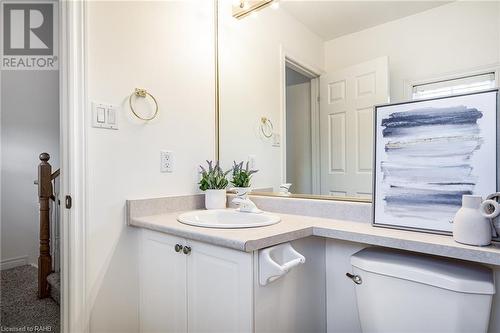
(183, 246, 191, 255)
(174, 244, 183, 253)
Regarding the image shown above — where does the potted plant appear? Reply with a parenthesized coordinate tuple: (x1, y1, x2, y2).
(199, 160, 230, 209)
(231, 161, 258, 200)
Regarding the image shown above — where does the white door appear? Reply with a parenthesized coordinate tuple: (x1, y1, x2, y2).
(187, 240, 253, 333)
(140, 230, 187, 333)
(320, 56, 389, 198)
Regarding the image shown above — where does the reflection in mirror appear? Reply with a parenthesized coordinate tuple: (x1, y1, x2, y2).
(285, 67, 316, 195)
(218, 0, 500, 201)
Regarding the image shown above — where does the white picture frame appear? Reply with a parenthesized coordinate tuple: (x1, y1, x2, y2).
(373, 89, 498, 235)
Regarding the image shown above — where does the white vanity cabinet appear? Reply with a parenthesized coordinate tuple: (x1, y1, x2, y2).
(139, 229, 253, 333)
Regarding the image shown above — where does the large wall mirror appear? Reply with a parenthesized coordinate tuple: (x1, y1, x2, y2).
(217, 0, 500, 202)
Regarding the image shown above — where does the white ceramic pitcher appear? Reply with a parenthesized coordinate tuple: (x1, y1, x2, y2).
(453, 195, 500, 246)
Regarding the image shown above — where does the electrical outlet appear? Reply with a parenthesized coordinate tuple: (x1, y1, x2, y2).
(248, 155, 257, 169)
(160, 150, 174, 173)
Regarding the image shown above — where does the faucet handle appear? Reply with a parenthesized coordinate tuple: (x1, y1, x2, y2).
(232, 197, 246, 205)
(280, 183, 292, 195)
(232, 197, 262, 213)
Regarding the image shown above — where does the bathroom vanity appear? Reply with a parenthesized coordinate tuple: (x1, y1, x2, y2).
(129, 194, 500, 333)
(139, 229, 326, 333)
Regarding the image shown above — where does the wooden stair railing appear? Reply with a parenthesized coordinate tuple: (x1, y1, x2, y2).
(36, 152, 60, 299)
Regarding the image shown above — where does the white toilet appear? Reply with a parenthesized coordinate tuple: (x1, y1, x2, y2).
(350, 247, 495, 333)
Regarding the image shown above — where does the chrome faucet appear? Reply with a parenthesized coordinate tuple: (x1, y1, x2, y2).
(280, 183, 292, 195)
(232, 197, 262, 213)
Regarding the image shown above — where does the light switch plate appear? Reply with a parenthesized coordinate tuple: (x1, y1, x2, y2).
(92, 102, 119, 130)
(272, 133, 281, 147)
(248, 155, 257, 169)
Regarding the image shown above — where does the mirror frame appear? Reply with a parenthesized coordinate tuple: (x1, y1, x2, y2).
(214, 0, 220, 160)
(214, 0, 372, 203)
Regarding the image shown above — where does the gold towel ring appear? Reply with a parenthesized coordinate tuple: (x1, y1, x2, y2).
(260, 117, 274, 138)
(129, 88, 159, 121)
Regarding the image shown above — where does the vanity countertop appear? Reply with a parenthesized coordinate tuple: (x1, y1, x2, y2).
(129, 210, 500, 266)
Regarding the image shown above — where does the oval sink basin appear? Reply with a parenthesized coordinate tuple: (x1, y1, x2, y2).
(177, 209, 281, 229)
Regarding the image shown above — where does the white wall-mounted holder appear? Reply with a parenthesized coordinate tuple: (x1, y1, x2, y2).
(259, 242, 305, 286)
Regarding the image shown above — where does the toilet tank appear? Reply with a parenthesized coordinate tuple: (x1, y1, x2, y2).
(350, 247, 495, 333)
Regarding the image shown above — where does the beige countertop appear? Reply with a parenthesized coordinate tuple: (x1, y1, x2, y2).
(129, 210, 500, 266)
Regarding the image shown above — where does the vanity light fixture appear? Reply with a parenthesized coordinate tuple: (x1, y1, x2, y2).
(232, 0, 277, 19)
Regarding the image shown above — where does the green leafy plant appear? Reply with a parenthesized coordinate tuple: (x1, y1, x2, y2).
(231, 161, 258, 188)
(198, 160, 230, 191)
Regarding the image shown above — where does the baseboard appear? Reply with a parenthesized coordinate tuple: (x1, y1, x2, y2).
(1, 256, 28, 270)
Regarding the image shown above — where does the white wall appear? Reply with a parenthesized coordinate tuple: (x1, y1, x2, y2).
(219, 0, 324, 191)
(324, 1, 500, 102)
(85, 1, 215, 331)
(1, 71, 59, 268)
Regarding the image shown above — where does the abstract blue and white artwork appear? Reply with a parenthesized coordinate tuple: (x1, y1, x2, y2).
(374, 90, 498, 233)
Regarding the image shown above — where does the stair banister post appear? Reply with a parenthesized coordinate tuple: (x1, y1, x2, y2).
(38, 152, 52, 298)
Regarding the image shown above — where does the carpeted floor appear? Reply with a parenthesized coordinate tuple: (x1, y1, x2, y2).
(0, 265, 60, 332)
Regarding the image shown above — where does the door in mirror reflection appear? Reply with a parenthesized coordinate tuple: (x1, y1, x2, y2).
(283, 57, 388, 198)
(319, 57, 388, 198)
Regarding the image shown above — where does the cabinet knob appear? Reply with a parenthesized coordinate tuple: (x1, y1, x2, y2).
(183, 246, 191, 255)
(174, 244, 183, 253)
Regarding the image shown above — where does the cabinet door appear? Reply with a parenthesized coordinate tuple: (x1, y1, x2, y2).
(186, 240, 253, 333)
(140, 230, 187, 333)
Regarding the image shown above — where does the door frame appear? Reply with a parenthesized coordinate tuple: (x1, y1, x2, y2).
(279, 46, 322, 193)
(60, 1, 88, 332)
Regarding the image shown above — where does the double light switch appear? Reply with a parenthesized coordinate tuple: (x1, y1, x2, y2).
(92, 102, 119, 130)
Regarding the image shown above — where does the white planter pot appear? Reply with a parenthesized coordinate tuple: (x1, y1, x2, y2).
(234, 187, 251, 200)
(204, 189, 227, 210)
(453, 195, 492, 246)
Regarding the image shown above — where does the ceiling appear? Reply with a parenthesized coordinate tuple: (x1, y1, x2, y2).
(280, 1, 452, 40)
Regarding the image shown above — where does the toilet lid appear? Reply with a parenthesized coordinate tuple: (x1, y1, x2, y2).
(351, 247, 495, 294)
